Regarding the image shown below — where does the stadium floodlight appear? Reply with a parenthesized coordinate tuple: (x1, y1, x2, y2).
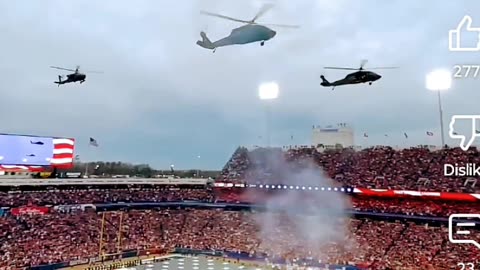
(258, 82, 279, 100)
(426, 69, 452, 91)
(258, 82, 279, 147)
(426, 69, 452, 147)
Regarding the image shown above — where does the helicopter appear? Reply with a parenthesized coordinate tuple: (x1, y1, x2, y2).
(197, 4, 299, 52)
(320, 60, 398, 90)
(50, 66, 102, 86)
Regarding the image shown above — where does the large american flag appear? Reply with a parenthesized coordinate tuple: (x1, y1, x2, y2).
(0, 137, 75, 171)
(50, 138, 75, 166)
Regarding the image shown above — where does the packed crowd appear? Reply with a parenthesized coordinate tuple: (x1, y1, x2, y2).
(218, 146, 480, 193)
(0, 188, 214, 207)
(2, 187, 479, 217)
(0, 208, 476, 269)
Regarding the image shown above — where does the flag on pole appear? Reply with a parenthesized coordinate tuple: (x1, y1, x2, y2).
(404, 133, 408, 139)
(426, 131, 434, 136)
(363, 133, 368, 137)
(89, 137, 99, 147)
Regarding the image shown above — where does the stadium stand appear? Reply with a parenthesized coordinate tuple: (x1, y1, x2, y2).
(217, 146, 480, 193)
(0, 188, 214, 207)
(0, 208, 478, 269)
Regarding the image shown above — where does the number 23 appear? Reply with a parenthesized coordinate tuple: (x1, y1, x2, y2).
(458, 263, 475, 270)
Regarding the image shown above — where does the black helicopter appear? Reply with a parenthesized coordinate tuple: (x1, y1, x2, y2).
(320, 60, 397, 90)
(50, 66, 102, 86)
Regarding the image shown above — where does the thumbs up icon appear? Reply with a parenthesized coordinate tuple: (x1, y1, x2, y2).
(449, 15, 480, 52)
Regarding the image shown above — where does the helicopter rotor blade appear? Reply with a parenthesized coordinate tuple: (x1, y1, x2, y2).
(50, 66, 76, 72)
(261, 23, 300, 29)
(200, 11, 251, 24)
(360, 59, 368, 70)
(84, 70, 104, 74)
(324, 67, 359, 71)
(251, 3, 274, 22)
(368, 66, 399, 69)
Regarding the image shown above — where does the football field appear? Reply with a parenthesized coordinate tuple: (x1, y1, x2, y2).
(134, 255, 264, 270)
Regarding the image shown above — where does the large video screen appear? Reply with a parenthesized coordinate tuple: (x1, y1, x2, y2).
(0, 134, 75, 166)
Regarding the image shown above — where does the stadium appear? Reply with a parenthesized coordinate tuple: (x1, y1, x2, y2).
(2, 1, 480, 270)
(0, 124, 479, 270)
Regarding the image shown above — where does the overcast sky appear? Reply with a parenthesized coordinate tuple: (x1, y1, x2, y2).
(0, 0, 479, 169)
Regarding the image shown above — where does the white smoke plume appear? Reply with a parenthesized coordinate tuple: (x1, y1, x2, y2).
(244, 148, 359, 262)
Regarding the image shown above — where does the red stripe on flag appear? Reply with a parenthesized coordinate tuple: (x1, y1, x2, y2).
(53, 143, 74, 150)
(52, 153, 74, 160)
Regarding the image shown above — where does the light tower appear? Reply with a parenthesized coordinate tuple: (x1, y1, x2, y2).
(426, 69, 452, 147)
(258, 82, 279, 147)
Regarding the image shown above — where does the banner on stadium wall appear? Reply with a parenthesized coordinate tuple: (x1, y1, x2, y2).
(89, 257, 101, 263)
(30, 262, 70, 270)
(11, 206, 49, 216)
(167, 178, 207, 185)
(54, 204, 82, 213)
(58, 172, 82, 178)
(69, 259, 89, 266)
(54, 204, 96, 213)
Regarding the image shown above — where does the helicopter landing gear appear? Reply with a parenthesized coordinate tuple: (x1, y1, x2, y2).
(261, 41, 265, 46)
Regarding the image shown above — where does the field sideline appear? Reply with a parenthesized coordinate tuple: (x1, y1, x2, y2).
(60, 254, 274, 270)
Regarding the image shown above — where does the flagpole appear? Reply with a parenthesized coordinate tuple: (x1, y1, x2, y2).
(85, 161, 89, 177)
(85, 140, 91, 177)
(437, 90, 445, 147)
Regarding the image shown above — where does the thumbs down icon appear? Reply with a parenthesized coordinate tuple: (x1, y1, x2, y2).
(449, 115, 480, 150)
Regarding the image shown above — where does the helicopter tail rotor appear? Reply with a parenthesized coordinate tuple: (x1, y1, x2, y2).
(54, 75, 63, 87)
